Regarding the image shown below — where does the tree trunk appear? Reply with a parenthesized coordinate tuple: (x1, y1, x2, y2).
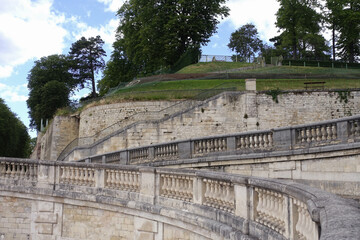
(332, 23, 336, 62)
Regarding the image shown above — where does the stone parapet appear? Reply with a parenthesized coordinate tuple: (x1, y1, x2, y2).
(0, 157, 359, 239)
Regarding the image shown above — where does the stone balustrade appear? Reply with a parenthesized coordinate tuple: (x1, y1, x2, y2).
(79, 115, 360, 165)
(1, 157, 359, 239)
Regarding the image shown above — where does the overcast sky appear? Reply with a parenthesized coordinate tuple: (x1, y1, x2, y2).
(0, 0, 280, 138)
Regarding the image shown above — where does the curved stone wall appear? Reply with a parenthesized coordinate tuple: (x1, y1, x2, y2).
(1, 157, 359, 239)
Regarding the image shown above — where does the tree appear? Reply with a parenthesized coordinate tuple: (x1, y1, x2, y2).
(69, 36, 107, 97)
(273, 0, 329, 60)
(97, 40, 138, 96)
(27, 54, 75, 131)
(336, 0, 360, 63)
(324, 0, 342, 61)
(115, 0, 229, 75)
(228, 23, 263, 63)
(0, 98, 30, 158)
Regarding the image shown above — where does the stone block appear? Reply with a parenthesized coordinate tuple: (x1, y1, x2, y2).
(35, 213, 57, 224)
(134, 217, 157, 233)
(245, 79, 256, 91)
(37, 223, 53, 235)
(135, 231, 154, 240)
(270, 161, 296, 171)
(38, 202, 54, 212)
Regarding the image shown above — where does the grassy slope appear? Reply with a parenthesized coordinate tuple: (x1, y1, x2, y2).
(177, 62, 252, 73)
(74, 63, 360, 108)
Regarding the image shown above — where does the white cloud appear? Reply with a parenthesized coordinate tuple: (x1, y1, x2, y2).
(97, 0, 125, 12)
(0, 0, 68, 79)
(72, 18, 119, 49)
(226, 0, 280, 43)
(0, 83, 28, 102)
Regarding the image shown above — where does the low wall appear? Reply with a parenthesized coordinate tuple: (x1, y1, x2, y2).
(76, 115, 360, 198)
(1, 157, 359, 239)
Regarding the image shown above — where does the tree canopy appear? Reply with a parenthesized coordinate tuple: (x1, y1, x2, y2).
(228, 23, 263, 62)
(115, 0, 229, 75)
(27, 54, 74, 131)
(69, 35, 107, 97)
(272, 0, 330, 60)
(0, 98, 31, 158)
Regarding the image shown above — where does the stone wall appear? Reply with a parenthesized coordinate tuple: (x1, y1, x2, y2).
(36, 116, 79, 160)
(79, 101, 179, 138)
(1, 158, 359, 240)
(0, 196, 31, 240)
(65, 90, 360, 160)
(62, 205, 134, 240)
(257, 91, 360, 129)
(39, 87, 360, 161)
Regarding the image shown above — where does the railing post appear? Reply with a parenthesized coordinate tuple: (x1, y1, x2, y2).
(120, 151, 128, 165)
(37, 163, 55, 189)
(178, 141, 192, 159)
(148, 146, 155, 160)
(273, 128, 293, 150)
(227, 136, 236, 152)
(139, 167, 156, 204)
(193, 176, 204, 204)
(336, 120, 349, 143)
(95, 168, 105, 188)
(234, 183, 250, 234)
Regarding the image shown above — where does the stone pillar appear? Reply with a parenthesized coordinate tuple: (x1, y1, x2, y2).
(139, 167, 156, 204)
(244, 79, 258, 131)
(31, 201, 63, 240)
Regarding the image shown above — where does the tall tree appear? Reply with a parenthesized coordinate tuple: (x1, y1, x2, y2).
(97, 40, 138, 96)
(273, 0, 329, 60)
(115, 0, 229, 75)
(0, 98, 30, 158)
(336, 0, 360, 63)
(27, 54, 75, 131)
(69, 36, 107, 97)
(324, 0, 342, 61)
(228, 23, 263, 62)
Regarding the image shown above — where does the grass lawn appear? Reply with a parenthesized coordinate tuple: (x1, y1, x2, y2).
(239, 66, 360, 75)
(177, 62, 252, 73)
(106, 77, 359, 101)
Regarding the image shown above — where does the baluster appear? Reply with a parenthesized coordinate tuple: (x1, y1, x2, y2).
(244, 136, 249, 148)
(326, 125, 332, 141)
(119, 171, 125, 190)
(311, 127, 316, 142)
(316, 126, 321, 142)
(332, 124, 337, 139)
(249, 135, 254, 148)
(305, 128, 311, 143)
(321, 126, 327, 141)
(300, 129, 305, 143)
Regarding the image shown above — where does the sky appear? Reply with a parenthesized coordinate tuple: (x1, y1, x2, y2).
(0, 0, 280, 138)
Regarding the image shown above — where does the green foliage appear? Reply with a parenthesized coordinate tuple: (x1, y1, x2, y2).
(27, 55, 74, 130)
(336, 90, 351, 103)
(98, 40, 138, 96)
(170, 45, 201, 73)
(228, 23, 263, 63)
(0, 98, 31, 158)
(265, 88, 282, 103)
(272, 0, 330, 60)
(69, 36, 107, 97)
(115, 0, 229, 75)
(335, 1, 360, 63)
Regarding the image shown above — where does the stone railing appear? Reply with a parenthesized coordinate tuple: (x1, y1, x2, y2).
(1, 157, 359, 239)
(78, 115, 360, 165)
